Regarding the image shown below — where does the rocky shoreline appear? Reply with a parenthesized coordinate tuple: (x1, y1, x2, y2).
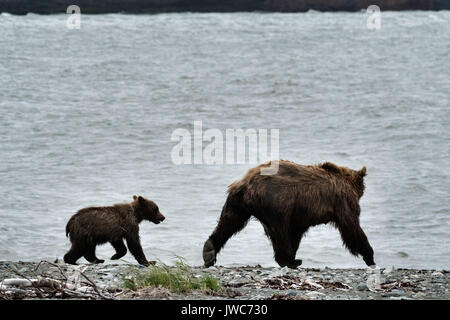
(0, 261, 448, 300)
(0, 0, 449, 15)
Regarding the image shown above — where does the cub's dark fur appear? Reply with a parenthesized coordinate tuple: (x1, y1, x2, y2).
(64, 195, 165, 266)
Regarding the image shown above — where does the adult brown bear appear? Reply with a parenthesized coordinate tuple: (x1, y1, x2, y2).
(203, 160, 375, 268)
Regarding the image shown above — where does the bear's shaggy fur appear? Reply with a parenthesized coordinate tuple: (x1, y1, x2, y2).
(203, 160, 375, 268)
(64, 195, 165, 266)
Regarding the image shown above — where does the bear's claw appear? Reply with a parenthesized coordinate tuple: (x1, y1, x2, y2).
(203, 239, 216, 267)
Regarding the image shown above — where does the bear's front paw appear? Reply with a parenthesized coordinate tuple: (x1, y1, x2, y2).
(363, 256, 375, 267)
(285, 259, 302, 269)
(140, 261, 150, 267)
(291, 259, 302, 268)
(203, 239, 216, 267)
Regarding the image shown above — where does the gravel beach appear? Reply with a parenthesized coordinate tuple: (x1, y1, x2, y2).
(0, 261, 448, 300)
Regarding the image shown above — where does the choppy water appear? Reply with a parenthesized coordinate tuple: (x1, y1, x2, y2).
(0, 11, 449, 269)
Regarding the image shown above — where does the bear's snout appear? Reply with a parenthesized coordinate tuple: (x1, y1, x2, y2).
(154, 212, 165, 224)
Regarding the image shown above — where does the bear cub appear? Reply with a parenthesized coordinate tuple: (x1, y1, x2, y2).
(64, 195, 165, 266)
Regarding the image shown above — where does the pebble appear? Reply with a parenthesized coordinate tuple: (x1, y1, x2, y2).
(432, 271, 443, 277)
(228, 278, 248, 286)
(390, 289, 405, 296)
(305, 291, 325, 299)
(433, 278, 446, 284)
(357, 283, 369, 291)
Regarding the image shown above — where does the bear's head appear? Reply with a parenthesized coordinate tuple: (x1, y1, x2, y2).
(133, 195, 165, 224)
(321, 162, 367, 198)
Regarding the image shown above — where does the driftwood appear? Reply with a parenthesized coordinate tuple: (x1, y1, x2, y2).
(0, 261, 113, 300)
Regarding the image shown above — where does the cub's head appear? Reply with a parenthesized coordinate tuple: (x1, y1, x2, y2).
(133, 195, 165, 224)
(321, 162, 367, 198)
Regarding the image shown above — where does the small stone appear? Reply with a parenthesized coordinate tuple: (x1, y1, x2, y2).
(357, 283, 369, 291)
(228, 277, 248, 286)
(287, 291, 297, 297)
(305, 291, 325, 299)
(390, 289, 405, 296)
(433, 278, 445, 284)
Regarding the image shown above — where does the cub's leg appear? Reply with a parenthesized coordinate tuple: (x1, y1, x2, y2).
(110, 239, 127, 260)
(125, 234, 150, 266)
(83, 245, 104, 264)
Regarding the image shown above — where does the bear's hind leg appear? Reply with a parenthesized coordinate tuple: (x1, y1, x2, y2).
(64, 244, 83, 265)
(337, 218, 375, 266)
(203, 207, 250, 267)
(110, 240, 127, 260)
(83, 245, 104, 264)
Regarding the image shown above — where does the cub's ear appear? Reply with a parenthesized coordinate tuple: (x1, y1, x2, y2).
(321, 162, 340, 174)
(137, 196, 145, 204)
(358, 166, 367, 177)
(133, 195, 138, 201)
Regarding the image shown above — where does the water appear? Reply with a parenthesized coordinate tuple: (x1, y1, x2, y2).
(0, 12, 449, 269)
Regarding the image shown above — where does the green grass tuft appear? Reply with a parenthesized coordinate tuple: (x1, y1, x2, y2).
(122, 257, 220, 293)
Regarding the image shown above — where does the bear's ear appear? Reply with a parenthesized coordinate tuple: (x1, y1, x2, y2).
(321, 162, 340, 174)
(358, 166, 367, 178)
(133, 195, 138, 201)
(137, 196, 145, 205)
